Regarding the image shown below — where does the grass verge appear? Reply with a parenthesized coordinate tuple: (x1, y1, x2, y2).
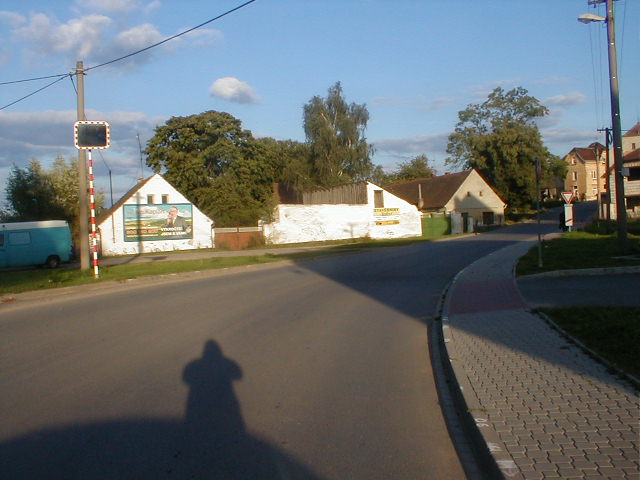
(0, 236, 439, 295)
(517, 230, 640, 276)
(0, 255, 284, 295)
(540, 306, 640, 380)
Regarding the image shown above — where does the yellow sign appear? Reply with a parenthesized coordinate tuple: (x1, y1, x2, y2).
(374, 208, 400, 216)
(375, 220, 400, 226)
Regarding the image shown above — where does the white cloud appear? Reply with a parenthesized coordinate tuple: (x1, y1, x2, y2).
(75, 0, 144, 15)
(13, 13, 112, 61)
(0, 10, 26, 27)
(544, 92, 587, 106)
(373, 132, 450, 156)
(182, 28, 224, 48)
(209, 77, 260, 104)
(540, 127, 600, 146)
(371, 95, 455, 112)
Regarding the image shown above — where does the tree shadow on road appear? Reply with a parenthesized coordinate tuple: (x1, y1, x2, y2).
(0, 339, 322, 480)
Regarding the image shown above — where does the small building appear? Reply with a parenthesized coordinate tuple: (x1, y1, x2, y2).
(385, 169, 507, 229)
(96, 174, 214, 256)
(262, 182, 422, 244)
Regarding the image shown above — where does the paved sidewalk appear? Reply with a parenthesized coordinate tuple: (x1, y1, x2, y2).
(441, 240, 639, 479)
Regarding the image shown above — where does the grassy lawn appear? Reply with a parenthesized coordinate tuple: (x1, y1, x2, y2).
(518, 224, 640, 382)
(540, 306, 640, 380)
(0, 235, 440, 296)
(0, 255, 285, 295)
(517, 230, 640, 276)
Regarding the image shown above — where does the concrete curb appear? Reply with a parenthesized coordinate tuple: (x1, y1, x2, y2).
(520, 265, 640, 279)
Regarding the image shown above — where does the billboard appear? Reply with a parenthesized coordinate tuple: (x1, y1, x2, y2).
(123, 204, 193, 242)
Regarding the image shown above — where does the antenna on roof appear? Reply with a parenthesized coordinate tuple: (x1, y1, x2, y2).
(136, 132, 144, 179)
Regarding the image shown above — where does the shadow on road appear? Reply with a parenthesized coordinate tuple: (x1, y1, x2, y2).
(0, 339, 322, 479)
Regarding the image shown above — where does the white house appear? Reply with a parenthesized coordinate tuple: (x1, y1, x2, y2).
(97, 174, 214, 256)
(262, 182, 422, 244)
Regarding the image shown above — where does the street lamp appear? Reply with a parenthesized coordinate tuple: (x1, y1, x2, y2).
(578, 1, 628, 252)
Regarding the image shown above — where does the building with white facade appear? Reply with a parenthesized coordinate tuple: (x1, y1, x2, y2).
(96, 174, 214, 256)
(263, 182, 422, 244)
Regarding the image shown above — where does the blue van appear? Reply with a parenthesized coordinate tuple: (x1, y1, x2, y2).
(0, 220, 73, 269)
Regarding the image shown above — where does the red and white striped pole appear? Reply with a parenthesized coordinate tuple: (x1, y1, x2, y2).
(87, 149, 100, 278)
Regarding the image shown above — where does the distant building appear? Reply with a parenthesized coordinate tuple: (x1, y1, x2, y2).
(563, 143, 607, 202)
(385, 169, 507, 231)
(96, 174, 214, 256)
(620, 122, 640, 217)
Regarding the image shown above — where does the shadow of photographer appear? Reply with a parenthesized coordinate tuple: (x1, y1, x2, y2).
(0, 339, 321, 480)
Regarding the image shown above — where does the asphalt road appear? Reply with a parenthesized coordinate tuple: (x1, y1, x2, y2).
(0, 210, 590, 479)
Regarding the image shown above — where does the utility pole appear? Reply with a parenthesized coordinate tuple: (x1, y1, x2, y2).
(76, 61, 89, 271)
(580, 0, 628, 251)
(603, 0, 628, 252)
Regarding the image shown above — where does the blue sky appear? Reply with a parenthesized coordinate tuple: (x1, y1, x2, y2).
(1, 0, 639, 204)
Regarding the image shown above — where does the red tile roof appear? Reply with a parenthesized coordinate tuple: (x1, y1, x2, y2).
(623, 122, 640, 137)
(385, 171, 473, 209)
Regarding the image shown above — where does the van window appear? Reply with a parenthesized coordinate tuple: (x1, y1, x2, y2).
(0, 233, 4, 247)
(9, 231, 30, 245)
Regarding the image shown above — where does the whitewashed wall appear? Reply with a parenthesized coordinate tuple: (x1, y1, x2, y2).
(263, 182, 421, 244)
(98, 174, 214, 256)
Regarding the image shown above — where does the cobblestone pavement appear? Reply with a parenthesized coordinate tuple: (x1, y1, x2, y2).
(441, 240, 639, 479)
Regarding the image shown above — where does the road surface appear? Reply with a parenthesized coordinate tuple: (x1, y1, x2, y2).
(0, 208, 592, 479)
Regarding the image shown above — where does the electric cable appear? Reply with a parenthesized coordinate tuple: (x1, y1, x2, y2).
(0, 74, 69, 110)
(0, 0, 257, 110)
(84, 0, 256, 73)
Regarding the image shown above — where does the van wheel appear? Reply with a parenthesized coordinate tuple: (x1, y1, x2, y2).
(45, 256, 60, 269)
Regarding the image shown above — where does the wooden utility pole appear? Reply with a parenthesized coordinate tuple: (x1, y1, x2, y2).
(602, 0, 628, 251)
(76, 61, 89, 270)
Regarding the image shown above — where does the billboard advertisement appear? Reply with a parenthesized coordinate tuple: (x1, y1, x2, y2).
(123, 204, 193, 242)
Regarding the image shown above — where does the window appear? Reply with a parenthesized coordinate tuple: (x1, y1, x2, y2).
(147, 194, 155, 204)
(482, 212, 494, 225)
(571, 157, 576, 165)
(161, 194, 169, 204)
(374, 190, 384, 208)
(572, 171, 578, 181)
(591, 171, 597, 180)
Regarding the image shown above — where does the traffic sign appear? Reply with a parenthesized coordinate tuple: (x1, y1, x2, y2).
(561, 191, 575, 204)
(74, 121, 110, 149)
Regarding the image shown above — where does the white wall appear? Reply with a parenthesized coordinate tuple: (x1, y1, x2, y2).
(263, 182, 421, 244)
(98, 175, 214, 256)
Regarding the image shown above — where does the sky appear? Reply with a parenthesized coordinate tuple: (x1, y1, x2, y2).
(1, 0, 639, 205)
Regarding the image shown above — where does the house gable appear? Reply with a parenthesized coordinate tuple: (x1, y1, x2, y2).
(97, 174, 214, 256)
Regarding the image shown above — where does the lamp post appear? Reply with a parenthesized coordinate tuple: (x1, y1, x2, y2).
(579, 0, 628, 252)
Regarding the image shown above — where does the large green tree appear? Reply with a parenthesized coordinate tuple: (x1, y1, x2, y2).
(145, 111, 310, 226)
(383, 154, 435, 185)
(1, 156, 102, 241)
(446, 86, 553, 209)
(303, 82, 375, 187)
(2, 159, 64, 221)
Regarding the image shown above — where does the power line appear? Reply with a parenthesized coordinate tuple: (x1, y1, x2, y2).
(0, 73, 69, 86)
(0, 0, 258, 110)
(0, 75, 69, 111)
(84, 0, 257, 73)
